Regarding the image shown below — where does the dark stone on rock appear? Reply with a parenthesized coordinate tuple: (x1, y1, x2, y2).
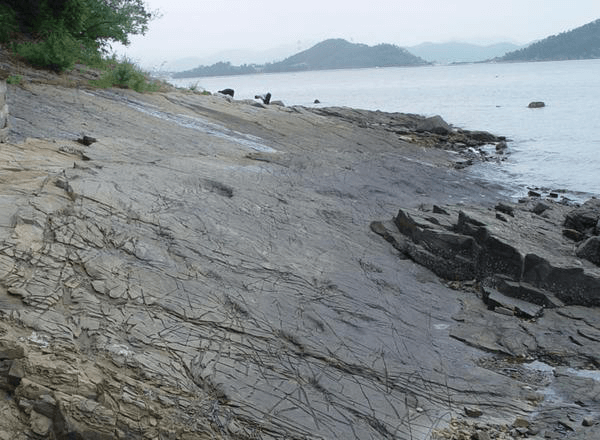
(313, 99, 320, 104)
(565, 199, 600, 235)
(76, 135, 96, 146)
(549, 192, 559, 198)
(464, 406, 483, 417)
(218, 88, 234, 97)
(496, 213, 507, 222)
(528, 101, 545, 108)
(415, 115, 450, 135)
(576, 236, 600, 266)
(495, 202, 515, 217)
(563, 228, 584, 241)
(533, 202, 551, 215)
(528, 190, 542, 197)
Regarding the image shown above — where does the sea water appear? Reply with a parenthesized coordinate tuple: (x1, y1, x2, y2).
(170, 59, 600, 200)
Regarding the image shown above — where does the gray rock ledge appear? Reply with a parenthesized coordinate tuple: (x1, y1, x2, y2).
(0, 81, 596, 439)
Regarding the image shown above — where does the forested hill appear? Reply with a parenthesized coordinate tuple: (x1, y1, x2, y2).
(265, 39, 428, 72)
(173, 39, 428, 78)
(500, 18, 600, 62)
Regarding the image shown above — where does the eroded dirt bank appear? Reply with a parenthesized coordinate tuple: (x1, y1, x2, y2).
(0, 79, 598, 439)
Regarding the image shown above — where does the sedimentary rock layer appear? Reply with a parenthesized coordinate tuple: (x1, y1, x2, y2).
(0, 80, 597, 439)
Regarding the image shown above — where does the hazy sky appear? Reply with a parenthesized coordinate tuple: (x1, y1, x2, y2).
(117, 0, 600, 66)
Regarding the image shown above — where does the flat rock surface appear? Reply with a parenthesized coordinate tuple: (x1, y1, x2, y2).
(0, 80, 597, 439)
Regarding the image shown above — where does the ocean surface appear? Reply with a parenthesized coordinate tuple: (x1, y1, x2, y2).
(170, 59, 600, 200)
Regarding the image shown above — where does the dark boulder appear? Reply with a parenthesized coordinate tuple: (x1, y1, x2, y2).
(576, 236, 600, 266)
(564, 198, 600, 235)
(528, 101, 545, 108)
(218, 88, 234, 97)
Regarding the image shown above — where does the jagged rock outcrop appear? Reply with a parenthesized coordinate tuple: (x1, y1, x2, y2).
(374, 199, 600, 306)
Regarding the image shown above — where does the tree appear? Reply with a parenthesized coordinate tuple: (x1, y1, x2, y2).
(0, 0, 157, 70)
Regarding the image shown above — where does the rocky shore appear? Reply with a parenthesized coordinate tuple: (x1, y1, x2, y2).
(0, 70, 598, 440)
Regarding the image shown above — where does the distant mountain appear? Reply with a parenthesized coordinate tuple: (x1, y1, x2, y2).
(500, 18, 600, 62)
(264, 39, 428, 72)
(165, 43, 312, 71)
(173, 39, 428, 78)
(408, 42, 522, 64)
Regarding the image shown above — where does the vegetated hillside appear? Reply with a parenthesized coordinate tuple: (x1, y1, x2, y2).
(500, 18, 600, 61)
(173, 39, 428, 78)
(265, 38, 428, 72)
(409, 41, 521, 64)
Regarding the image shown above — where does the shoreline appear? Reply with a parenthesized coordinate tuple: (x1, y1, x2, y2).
(169, 59, 600, 201)
(1, 78, 599, 439)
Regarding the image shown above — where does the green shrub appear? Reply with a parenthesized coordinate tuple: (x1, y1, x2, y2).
(6, 75, 22, 85)
(91, 58, 160, 93)
(2, 0, 157, 72)
(0, 5, 16, 43)
(14, 28, 83, 71)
